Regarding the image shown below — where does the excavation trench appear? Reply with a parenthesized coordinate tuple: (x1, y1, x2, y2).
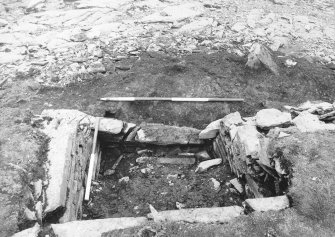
(82, 132, 244, 220)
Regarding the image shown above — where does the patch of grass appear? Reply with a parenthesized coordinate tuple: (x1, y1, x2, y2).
(268, 131, 335, 231)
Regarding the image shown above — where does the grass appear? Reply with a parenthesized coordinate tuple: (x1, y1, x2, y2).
(268, 130, 335, 231)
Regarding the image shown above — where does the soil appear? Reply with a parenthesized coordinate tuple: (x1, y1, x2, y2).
(3, 50, 334, 128)
(83, 144, 243, 219)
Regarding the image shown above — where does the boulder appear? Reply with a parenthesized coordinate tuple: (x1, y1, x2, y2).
(51, 217, 148, 237)
(255, 109, 292, 129)
(246, 43, 279, 75)
(135, 124, 202, 145)
(244, 195, 290, 212)
(199, 112, 243, 139)
(148, 205, 244, 223)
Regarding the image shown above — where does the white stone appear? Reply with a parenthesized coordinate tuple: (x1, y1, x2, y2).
(119, 176, 130, 183)
(230, 178, 244, 193)
(51, 217, 148, 237)
(32, 179, 42, 199)
(255, 109, 292, 129)
(293, 111, 335, 132)
(210, 178, 221, 192)
(24, 208, 37, 221)
(149, 205, 244, 223)
(244, 195, 290, 212)
(195, 158, 222, 173)
(12, 223, 40, 237)
(35, 201, 43, 221)
(199, 112, 243, 139)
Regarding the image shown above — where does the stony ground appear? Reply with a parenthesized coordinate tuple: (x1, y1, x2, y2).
(0, 0, 335, 236)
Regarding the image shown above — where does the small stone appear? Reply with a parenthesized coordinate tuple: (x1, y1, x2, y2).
(119, 176, 130, 183)
(136, 156, 153, 163)
(195, 151, 211, 161)
(176, 202, 186, 209)
(0, 19, 8, 27)
(88, 62, 106, 73)
(195, 158, 222, 173)
(284, 59, 297, 67)
(104, 169, 115, 176)
(32, 179, 42, 199)
(231, 22, 246, 32)
(210, 178, 221, 192)
(35, 201, 43, 221)
(70, 33, 87, 42)
(255, 109, 292, 129)
(230, 178, 244, 193)
(24, 207, 37, 221)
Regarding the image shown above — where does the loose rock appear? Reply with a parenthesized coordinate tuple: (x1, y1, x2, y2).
(255, 109, 292, 129)
(244, 195, 290, 212)
(195, 158, 222, 173)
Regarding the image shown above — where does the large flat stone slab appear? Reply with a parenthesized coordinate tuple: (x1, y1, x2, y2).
(149, 206, 244, 223)
(135, 124, 202, 145)
(51, 217, 148, 237)
(255, 108, 291, 129)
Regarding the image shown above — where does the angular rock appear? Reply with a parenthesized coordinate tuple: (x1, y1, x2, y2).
(32, 179, 42, 199)
(235, 125, 271, 166)
(244, 195, 290, 212)
(246, 43, 279, 75)
(230, 178, 244, 193)
(135, 124, 202, 145)
(210, 178, 221, 192)
(157, 157, 196, 165)
(178, 18, 214, 34)
(0, 52, 24, 64)
(88, 62, 106, 73)
(255, 109, 292, 129)
(195, 158, 222, 173)
(231, 22, 246, 32)
(24, 207, 37, 221)
(148, 205, 244, 223)
(12, 223, 40, 237)
(51, 217, 148, 237)
(293, 111, 335, 132)
(199, 112, 243, 139)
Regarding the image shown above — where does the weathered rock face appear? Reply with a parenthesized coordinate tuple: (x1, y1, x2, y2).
(255, 109, 292, 129)
(51, 217, 148, 237)
(135, 124, 202, 145)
